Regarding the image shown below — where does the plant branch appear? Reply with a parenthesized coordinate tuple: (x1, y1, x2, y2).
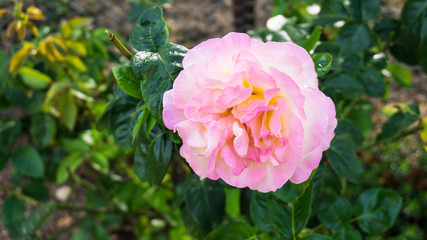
(0, 185, 38, 205)
(340, 97, 361, 120)
(105, 29, 132, 60)
(357, 120, 423, 152)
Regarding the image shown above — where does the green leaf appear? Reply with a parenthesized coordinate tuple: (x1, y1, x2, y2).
(315, 0, 347, 25)
(323, 73, 364, 99)
(59, 93, 77, 131)
(318, 197, 352, 229)
(71, 228, 90, 240)
(185, 178, 225, 229)
(30, 114, 56, 148)
(355, 188, 403, 234)
(18, 66, 52, 90)
(376, 104, 420, 143)
(268, 183, 313, 238)
(325, 140, 363, 183)
(0, 117, 22, 151)
(349, 0, 380, 21)
(146, 114, 157, 136)
(250, 192, 274, 232)
(385, 63, 412, 88)
(92, 224, 110, 240)
(301, 234, 332, 240)
(397, 0, 427, 51)
(347, 100, 374, 137)
(62, 139, 90, 153)
(357, 68, 385, 98)
(132, 42, 187, 121)
(274, 180, 310, 203)
(89, 152, 109, 174)
(335, 22, 374, 54)
(312, 164, 342, 215)
(206, 222, 256, 240)
(113, 65, 143, 99)
(312, 53, 332, 77)
(374, 18, 400, 40)
(109, 93, 141, 150)
(132, 106, 149, 143)
(130, 7, 168, 52)
(334, 120, 364, 148)
(420, 18, 427, 73)
(56, 153, 84, 184)
(23, 202, 56, 236)
(333, 224, 362, 240)
(134, 126, 172, 185)
(341, 54, 363, 73)
(299, 26, 322, 52)
(12, 146, 44, 178)
(22, 180, 49, 201)
(1, 197, 25, 239)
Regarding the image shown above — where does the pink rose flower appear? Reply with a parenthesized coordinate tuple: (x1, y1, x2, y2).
(163, 32, 337, 192)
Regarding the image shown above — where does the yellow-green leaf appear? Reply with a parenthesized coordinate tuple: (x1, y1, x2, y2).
(59, 93, 77, 130)
(44, 81, 70, 105)
(19, 66, 51, 90)
(9, 42, 34, 75)
(26, 6, 46, 21)
(65, 55, 86, 72)
(62, 17, 92, 38)
(64, 40, 87, 56)
(421, 118, 427, 152)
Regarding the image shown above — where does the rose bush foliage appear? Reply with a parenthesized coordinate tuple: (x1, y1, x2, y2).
(163, 32, 337, 192)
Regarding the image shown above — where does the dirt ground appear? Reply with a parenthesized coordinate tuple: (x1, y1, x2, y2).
(0, 0, 426, 239)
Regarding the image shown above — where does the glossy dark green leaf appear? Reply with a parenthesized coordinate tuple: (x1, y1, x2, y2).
(30, 114, 56, 148)
(113, 65, 143, 99)
(318, 197, 352, 229)
(185, 179, 225, 229)
(206, 222, 256, 240)
(312, 164, 342, 215)
(336, 22, 373, 54)
(376, 104, 420, 143)
(312, 53, 332, 77)
(132, 106, 148, 143)
(323, 73, 364, 99)
(302, 234, 332, 240)
(1, 197, 25, 239)
(390, 44, 419, 66)
(109, 94, 141, 150)
(134, 126, 172, 185)
(385, 64, 412, 88)
(334, 120, 364, 148)
(130, 7, 168, 52)
(349, 0, 380, 21)
(355, 188, 403, 234)
(315, 0, 347, 25)
(274, 180, 310, 203)
(325, 140, 363, 183)
(374, 18, 400, 40)
(341, 54, 363, 73)
(397, 0, 427, 51)
(132, 43, 187, 122)
(420, 18, 427, 73)
(23, 202, 56, 236)
(355, 188, 402, 234)
(332, 224, 362, 240)
(12, 146, 44, 178)
(347, 100, 374, 137)
(357, 68, 385, 98)
(268, 183, 313, 238)
(299, 26, 322, 52)
(250, 192, 274, 232)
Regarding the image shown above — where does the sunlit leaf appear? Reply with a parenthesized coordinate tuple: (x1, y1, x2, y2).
(19, 66, 52, 89)
(9, 42, 34, 75)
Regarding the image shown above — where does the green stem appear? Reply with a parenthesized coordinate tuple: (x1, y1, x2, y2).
(105, 29, 132, 60)
(0, 185, 38, 205)
(357, 120, 423, 152)
(340, 97, 361, 120)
